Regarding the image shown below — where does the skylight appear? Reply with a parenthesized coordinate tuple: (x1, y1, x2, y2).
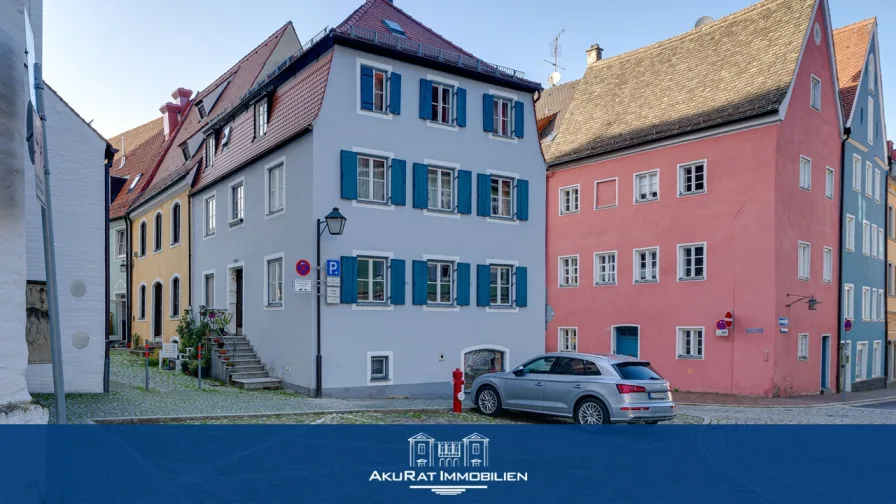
(128, 173, 142, 192)
(383, 20, 406, 37)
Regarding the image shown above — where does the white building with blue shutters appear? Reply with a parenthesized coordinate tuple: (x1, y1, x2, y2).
(189, 0, 545, 397)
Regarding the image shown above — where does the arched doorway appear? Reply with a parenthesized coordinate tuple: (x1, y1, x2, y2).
(462, 346, 508, 391)
(151, 281, 163, 340)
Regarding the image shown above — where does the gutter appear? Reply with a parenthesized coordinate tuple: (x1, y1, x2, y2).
(103, 147, 111, 393)
(835, 127, 850, 394)
(125, 216, 132, 347)
(187, 181, 193, 309)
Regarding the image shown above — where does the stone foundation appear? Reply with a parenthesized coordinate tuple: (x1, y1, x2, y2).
(0, 401, 49, 425)
(851, 376, 886, 393)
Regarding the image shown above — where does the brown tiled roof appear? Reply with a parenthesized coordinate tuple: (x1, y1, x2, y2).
(546, 0, 816, 166)
(192, 52, 334, 192)
(335, 0, 474, 58)
(107, 117, 166, 219)
(129, 23, 292, 211)
(833, 18, 875, 123)
(536, 80, 579, 123)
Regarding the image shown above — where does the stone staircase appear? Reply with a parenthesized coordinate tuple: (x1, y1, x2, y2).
(215, 335, 282, 390)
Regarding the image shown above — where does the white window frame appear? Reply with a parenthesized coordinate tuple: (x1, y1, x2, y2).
(170, 200, 181, 246)
(426, 259, 456, 306)
(825, 166, 834, 200)
(356, 58, 393, 120)
(357, 154, 389, 204)
(873, 341, 882, 377)
(152, 211, 163, 253)
(559, 185, 580, 215)
(169, 273, 181, 320)
(594, 251, 617, 286)
(871, 288, 878, 321)
(206, 133, 216, 168)
(852, 155, 862, 192)
(356, 256, 389, 305)
(427, 165, 455, 213)
(872, 224, 879, 258)
(875, 169, 881, 202)
(265, 158, 286, 218)
(633, 169, 659, 203)
(677, 242, 706, 282)
(115, 228, 126, 259)
(889, 262, 895, 297)
(264, 253, 285, 310)
(365, 66, 389, 114)
(889, 205, 895, 239)
(676, 327, 704, 360)
(594, 177, 619, 209)
(634, 247, 659, 284)
(138, 219, 147, 257)
(492, 95, 513, 138)
(202, 271, 215, 310)
(799, 156, 811, 191)
(810, 74, 821, 111)
(798, 241, 810, 281)
(490, 176, 515, 219)
(677, 160, 707, 197)
(203, 193, 216, 239)
(558, 327, 577, 352)
(229, 177, 245, 228)
(844, 283, 854, 321)
(137, 282, 147, 320)
(430, 80, 455, 126)
(255, 99, 269, 137)
(879, 227, 885, 259)
(823, 246, 832, 283)
(865, 162, 873, 197)
(558, 255, 579, 288)
(863, 220, 870, 255)
(846, 215, 855, 251)
(867, 96, 874, 144)
(862, 286, 871, 321)
(489, 264, 514, 307)
(367, 351, 394, 385)
(856, 342, 868, 380)
(798, 333, 809, 361)
(879, 289, 885, 321)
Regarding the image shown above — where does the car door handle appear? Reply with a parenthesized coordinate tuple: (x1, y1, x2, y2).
(573, 384, 583, 389)
(534, 382, 543, 387)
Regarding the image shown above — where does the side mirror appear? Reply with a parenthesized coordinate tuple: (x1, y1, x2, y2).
(512, 367, 526, 377)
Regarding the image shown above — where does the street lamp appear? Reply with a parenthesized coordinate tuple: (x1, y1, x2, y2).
(786, 293, 819, 310)
(316, 207, 346, 398)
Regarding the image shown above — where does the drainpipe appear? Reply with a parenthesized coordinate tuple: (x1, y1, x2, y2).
(187, 195, 192, 308)
(125, 215, 132, 346)
(103, 149, 111, 393)
(886, 146, 893, 387)
(835, 127, 850, 394)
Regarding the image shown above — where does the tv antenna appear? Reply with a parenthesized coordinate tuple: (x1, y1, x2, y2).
(544, 28, 566, 87)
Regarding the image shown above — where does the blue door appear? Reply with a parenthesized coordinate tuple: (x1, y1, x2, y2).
(820, 335, 830, 389)
(614, 326, 639, 358)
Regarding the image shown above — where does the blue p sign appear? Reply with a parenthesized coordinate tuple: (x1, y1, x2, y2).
(326, 260, 340, 277)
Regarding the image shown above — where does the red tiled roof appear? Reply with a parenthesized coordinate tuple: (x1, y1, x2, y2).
(107, 117, 166, 219)
(833, 18, 875, 123)
(192, 53, 333, 192)
(335, 0, 474, 58)
(129, 22, 292, 211)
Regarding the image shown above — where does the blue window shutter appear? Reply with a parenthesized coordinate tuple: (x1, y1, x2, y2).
(391, 159, 407, 206)
(477, 173, 492, 217)
(516, 179, 529, 221)
(340, 256, 358, 304)
(456, 87, 467, 127)
(513, 100, 525, 138)
(457, 170, 472, 214)
(389, 72, 401, 115)
(419, 79, 432, 120)
(476, 264, 490, 307)
(390, 259, 406, 305)
(456, 263, 471, 306)
(412, 260, 428, 305)
(515, 266, 528, 308)
(340, 150, 358, 200)
(413, 163, 428, 209)
(360, 66, 374, 111)
(482, 94, 494, 132)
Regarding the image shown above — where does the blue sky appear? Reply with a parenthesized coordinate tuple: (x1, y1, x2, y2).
(45, 0, 895, 138)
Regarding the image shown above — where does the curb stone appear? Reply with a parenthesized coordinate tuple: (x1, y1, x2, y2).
(91, 406, 474, 424)
(679, 396, 896, 409)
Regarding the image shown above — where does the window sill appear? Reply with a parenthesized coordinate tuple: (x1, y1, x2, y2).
(423, 304, 460, 312)
(634, 198, 658, 204)
(264, 303, 284, 311)
(489, 133, 518, 144)
(169, 242, 181, 249)
(423, 210, 460, 220)
(352, 304, 394, 311)
(558, 284, 579, 289)
(368, 378, 393, 386)
(798, 358, 809, 362)
(353, 200, 395, 211)
(678, 277, 706, 282)
(594, 205, 617, 211)
(426, 121, 458, 132)
(798, 277, 810, 282)
(825, 195, 833, 200)
(266, 209, 285, 220)
(486, 217, 518, 225)
(676, 355, 704, 360)
(559, 210, 580, 216)
(846, 248, 854, 252)
(594, 282, 617, 287)
(203, 233, 216, 240)
(634, 280, 658, 284)
(677, 191, 707, 198)
(486, 306, 519, 313)
(229, 219, 244, 229)
(800, 187, 811, 192)
(153, 249, 162, 255)
(357, 109, 392, 120)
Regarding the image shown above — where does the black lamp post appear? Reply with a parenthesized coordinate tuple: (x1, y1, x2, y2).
(786, 293, 820, 310)
(316, 207, 346, 398)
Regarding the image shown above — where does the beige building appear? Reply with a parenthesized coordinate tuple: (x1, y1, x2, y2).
(888, 176, 896, 381)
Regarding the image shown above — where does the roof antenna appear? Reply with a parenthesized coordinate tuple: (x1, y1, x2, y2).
(544, 28, 566, 87)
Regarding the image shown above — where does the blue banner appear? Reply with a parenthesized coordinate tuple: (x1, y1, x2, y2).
(0, 425, 890, 503)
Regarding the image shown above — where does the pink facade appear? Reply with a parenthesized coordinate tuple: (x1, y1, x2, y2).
(546, 0, 842, 396)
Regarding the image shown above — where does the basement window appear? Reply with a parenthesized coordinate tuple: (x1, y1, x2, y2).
(383, 20, 406, 37)
(128, 173, 142, 193)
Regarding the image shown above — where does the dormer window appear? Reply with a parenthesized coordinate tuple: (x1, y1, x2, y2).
(119, 155, 126, 169)
(197, 101, 207, 119)
(221, 125, 232, 152)
(180, 144, 190, 162)
(869, 58, 875, 92)
(206, 133, 216, 168)
(383, 20, 406, 37)
(128, 173, 142, 193)
(255, 99, 269, 137)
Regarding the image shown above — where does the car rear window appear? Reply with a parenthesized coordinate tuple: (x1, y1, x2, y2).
(614, 362, 663, 380)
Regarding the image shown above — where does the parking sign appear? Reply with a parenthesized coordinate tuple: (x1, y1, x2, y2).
(326, 259, 340, 277)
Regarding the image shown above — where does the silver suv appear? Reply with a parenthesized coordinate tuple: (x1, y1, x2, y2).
(470, 352, 676, 425)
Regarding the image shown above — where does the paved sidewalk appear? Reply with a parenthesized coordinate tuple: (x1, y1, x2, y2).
(674, 386, 896, 407)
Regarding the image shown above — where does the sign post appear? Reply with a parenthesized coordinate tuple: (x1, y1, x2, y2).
(197, 344, 202, 389)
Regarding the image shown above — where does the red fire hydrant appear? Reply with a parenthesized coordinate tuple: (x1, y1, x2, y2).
(452, 368, 465, 414)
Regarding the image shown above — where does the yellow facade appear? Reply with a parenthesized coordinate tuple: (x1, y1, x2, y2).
(888, 179, 896, 380)
(130, 184, 191, 344)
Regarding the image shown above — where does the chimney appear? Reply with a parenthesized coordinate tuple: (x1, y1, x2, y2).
(160, 102, 182, 140)
(171, 88, 192, 108)
(586, 44, 604, 65)
(888, 140, 894, 166)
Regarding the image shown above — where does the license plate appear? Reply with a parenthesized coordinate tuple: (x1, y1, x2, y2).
(648, 392, 666, 400)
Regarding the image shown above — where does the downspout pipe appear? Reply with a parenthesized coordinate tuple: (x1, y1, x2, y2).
(187, 192, 192, 309)
(103, 144, 113, 393)
(835, 127, 850, 394)
(125, 215, 132, 347)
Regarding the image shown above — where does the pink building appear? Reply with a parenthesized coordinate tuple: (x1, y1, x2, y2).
(543, 0, 843, 397)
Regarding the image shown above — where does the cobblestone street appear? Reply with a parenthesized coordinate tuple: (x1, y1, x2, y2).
(32, 351, 896, 424)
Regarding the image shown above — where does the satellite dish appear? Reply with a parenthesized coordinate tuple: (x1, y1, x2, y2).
(548, 71, 562, 86)
(695, 16, 713, 29)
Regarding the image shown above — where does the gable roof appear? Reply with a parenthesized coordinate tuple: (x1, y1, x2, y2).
(128, 22, 293, 212)
(107, 117, 166, 219)
(192, 52, 333, 193)
(546, 0, 817, 166)
(832, 18, 875, 124)
(536, 80, 579, 132)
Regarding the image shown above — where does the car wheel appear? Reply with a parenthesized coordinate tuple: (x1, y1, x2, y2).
(574, 398, 610, 425)
(475, 386, 502, 417)
(644, 420, 660, 425)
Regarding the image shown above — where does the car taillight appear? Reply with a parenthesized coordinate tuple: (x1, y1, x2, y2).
(616, 384, 647, 394)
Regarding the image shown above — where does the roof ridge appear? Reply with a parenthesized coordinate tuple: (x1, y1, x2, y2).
(335, 0, 376, 31)
(375, 0, 471, 57)
(106, 116, 163, 143)
(589, 0, 802, 69)
(833, 17, 876, 33)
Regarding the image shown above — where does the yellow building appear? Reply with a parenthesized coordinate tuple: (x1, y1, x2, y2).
(888, 177, 896, 381)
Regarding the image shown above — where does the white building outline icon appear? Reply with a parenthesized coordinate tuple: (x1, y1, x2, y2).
(408, 433, 489, 468)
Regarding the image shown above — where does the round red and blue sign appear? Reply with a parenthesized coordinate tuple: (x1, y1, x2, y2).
(845, 319, 852, 332)
(296, 259, 311, 277)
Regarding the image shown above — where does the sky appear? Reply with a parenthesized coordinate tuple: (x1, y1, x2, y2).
(44, 0, 896, 139)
